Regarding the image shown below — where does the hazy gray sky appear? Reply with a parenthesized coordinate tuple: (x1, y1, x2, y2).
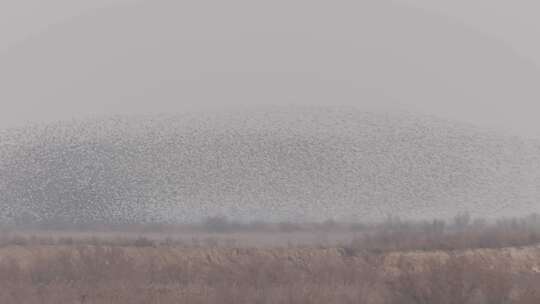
(400, 0, 540, 66)
(0, 0, 135, 51)
(1, 0, 540, 138)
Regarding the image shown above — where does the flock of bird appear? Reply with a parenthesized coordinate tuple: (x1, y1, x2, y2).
(0, 107, 538, 225)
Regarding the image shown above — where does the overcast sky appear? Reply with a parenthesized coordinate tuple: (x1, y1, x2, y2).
(1, 0, 540, 138)
(3, 0, 539, 63)
(399, 0, 540, 66)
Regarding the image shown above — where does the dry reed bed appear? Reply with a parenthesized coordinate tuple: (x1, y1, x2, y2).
(2, 244, 540, 273)
(3, 213, 540, 303)
(1, 244, 540, 303)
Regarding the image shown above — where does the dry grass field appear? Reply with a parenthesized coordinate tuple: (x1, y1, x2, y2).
(2, 244, 540, 303)
(2, 214, 540, 303)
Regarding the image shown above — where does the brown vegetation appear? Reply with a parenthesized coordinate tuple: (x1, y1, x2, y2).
(1, 244, 540, 303)
(2, 214, 540, 303)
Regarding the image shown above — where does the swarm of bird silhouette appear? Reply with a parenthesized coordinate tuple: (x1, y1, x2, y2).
(0, 107, 538, 225)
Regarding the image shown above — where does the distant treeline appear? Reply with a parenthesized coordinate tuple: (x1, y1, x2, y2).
(2, 213, 540, 252)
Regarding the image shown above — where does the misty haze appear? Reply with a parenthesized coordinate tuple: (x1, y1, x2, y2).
(1, 0, 540, 303)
